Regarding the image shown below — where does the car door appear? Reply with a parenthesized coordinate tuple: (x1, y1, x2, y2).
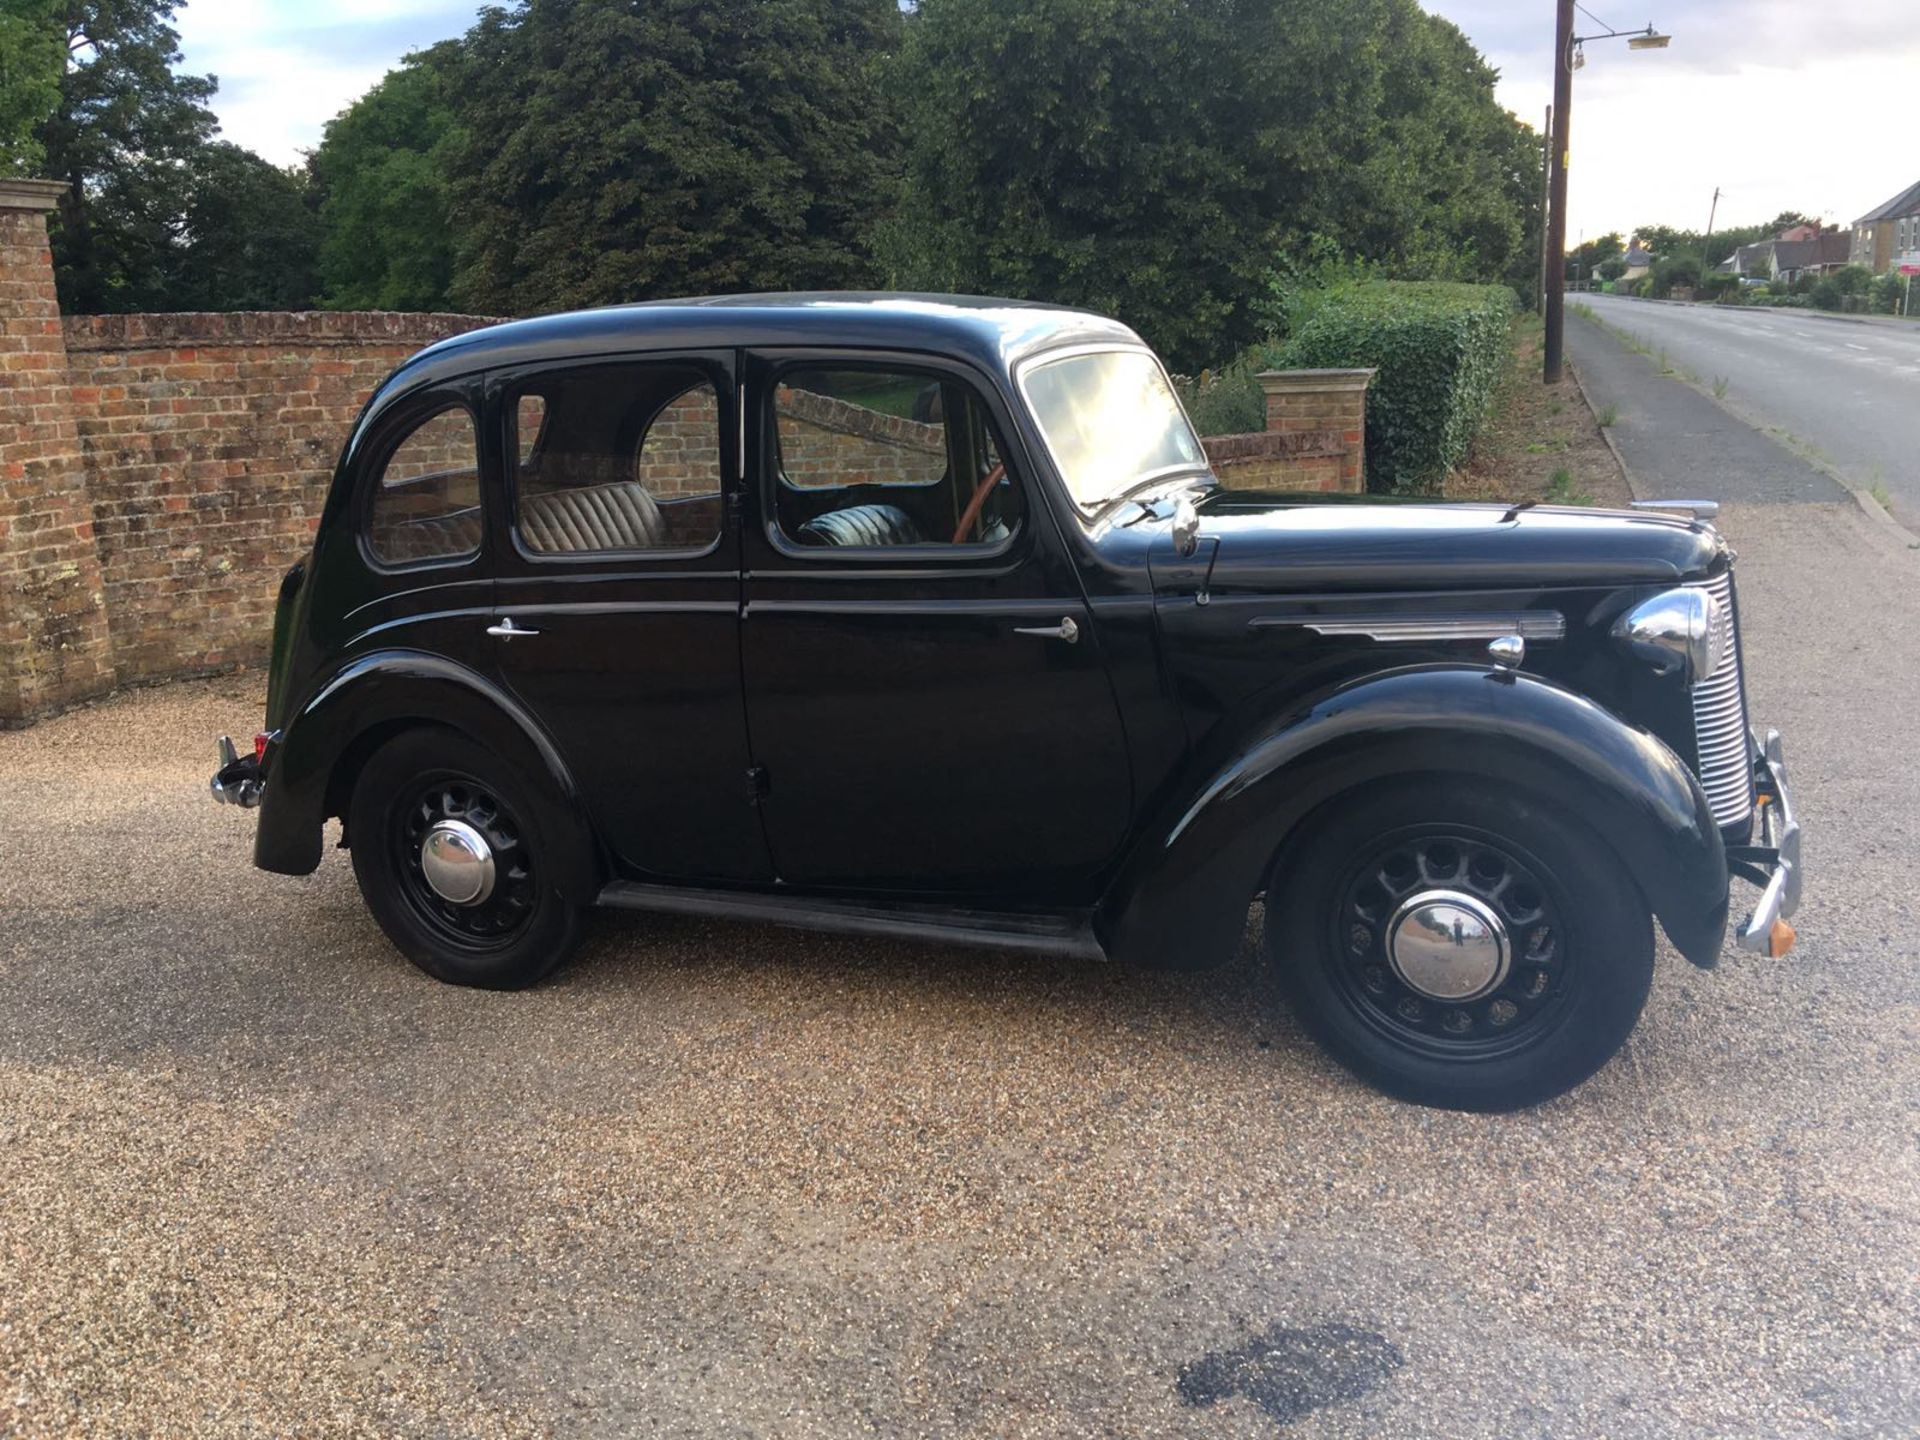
(485, 351, 771, 884)
(319, 380, 497, 682)
(739, 350, 1133, 900)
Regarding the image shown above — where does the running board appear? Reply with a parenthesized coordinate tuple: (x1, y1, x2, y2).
(596, 881, 1107, 961)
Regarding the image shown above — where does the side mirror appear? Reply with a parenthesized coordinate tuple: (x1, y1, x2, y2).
(1172, 494, 1200, 557)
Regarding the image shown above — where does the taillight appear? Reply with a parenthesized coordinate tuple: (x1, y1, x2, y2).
(254, 732, 272, 761)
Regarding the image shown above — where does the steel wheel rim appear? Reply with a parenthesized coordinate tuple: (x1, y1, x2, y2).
(1328, 824, 1574, 1060)
(390, 772, 536, 952)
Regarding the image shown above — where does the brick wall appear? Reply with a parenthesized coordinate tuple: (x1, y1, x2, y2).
(634, 385, 722, 498)
(1201, 430, 1347, 492)
(58, 310, 499, 692)
(775, 385, 946, 488)
(0, 182, 115, 724)
(1200, 369, 1374, 493)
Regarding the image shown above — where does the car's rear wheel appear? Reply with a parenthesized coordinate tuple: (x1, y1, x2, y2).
(348, 727, 583, 988)
(1267, 778, 1655, 1111)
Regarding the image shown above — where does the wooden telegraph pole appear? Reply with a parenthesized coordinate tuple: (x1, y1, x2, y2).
(1543, 0, 1575, 383)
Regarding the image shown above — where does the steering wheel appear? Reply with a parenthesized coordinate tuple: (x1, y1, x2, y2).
(952, 463, 1007, 544)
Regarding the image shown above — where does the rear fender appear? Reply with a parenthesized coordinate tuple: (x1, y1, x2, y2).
(1096, 665, 1728, 971)
(253, 650, 602, 902)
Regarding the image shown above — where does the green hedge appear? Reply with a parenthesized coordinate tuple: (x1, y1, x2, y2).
(1172, 354, 1267, 437)
(1274, 281, 1518, 494)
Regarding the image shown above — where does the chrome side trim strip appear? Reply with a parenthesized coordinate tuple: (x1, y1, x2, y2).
(1249, 612, 1566, 642)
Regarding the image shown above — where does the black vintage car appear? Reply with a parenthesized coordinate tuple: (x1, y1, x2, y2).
(211, 294, 1801, 1110)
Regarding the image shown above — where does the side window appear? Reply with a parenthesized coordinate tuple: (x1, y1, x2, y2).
(771, 365, 1023, 550)
(516, 394, 547, 465)
(367, 404, 481, 566)
(510, 364, 723, 555)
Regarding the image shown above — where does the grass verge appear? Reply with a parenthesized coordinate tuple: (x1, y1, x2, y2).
(1445, 313, 1630, 507)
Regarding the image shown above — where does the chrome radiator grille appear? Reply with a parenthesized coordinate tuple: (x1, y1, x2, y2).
(1690, 570, 1755, 828)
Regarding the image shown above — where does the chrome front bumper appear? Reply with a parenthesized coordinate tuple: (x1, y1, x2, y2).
(1732, 729, 1801, 954)
(209, 735, 263, 808)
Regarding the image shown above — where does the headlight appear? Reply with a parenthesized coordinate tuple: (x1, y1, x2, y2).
(1611, 586, 1725, 682)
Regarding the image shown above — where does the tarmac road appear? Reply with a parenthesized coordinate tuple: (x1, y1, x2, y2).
(1576, 292, 1920, 520)
(3, 361, 1918, 1433)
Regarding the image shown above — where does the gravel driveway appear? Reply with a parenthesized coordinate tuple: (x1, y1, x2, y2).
(3, 499, 1917, 1438)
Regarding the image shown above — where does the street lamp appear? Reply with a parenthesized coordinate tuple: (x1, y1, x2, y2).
(1543, 7, 1672, 384)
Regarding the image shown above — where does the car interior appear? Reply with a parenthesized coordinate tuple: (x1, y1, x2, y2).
(771, 366, 1022, 549)
(512, 364, 724, 553)
(365, 361, 1026, 566)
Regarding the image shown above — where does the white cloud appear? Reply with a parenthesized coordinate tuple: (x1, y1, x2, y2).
(172, 0, 477, 163)
(1427, 0, 1920, 239)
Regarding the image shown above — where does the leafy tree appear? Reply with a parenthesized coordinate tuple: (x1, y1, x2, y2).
(441, 0, 902, 316)
(30, 0, 321, 310)
(883, 0, 1535, 370)
(1350, 9, 1538, 295)
(1633, 210, 1824, 273)
(884, 0, 1330, 369)
(166, 141, 319, 309)
(309, 47, 459, 311)
(0, 0, 64, 175)
(1630, 224, 1692, 260)
(1566, 232, 1623, 282)
(38, 0, 218, 310)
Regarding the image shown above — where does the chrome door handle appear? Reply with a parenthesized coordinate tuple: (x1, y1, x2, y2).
(1014, 616, 1080, 645)
(486, 617, 539, 640)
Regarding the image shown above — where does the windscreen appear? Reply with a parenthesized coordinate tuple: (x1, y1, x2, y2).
(1021, 348, 1209, 509)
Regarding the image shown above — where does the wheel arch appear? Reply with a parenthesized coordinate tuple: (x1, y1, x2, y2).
(1094, 664, 1729, 972)
(253, 649, 604, 903)
(324, 717, 424, 837)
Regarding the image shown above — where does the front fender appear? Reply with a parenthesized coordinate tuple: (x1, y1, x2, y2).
(253, 650, 602, 902)
(1096, 664, 1728, 971)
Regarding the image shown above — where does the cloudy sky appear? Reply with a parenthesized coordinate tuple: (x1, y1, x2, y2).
(173, 0, 1918, 244)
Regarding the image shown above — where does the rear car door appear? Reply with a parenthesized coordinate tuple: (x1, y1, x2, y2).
(738, 350, 1133, 900)
(485, 351, 770, 884)
(320, 381, 496, 681)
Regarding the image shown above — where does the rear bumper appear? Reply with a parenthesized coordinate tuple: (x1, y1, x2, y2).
(1730, 729, 1802, 954)
(209, 735, 264, 809)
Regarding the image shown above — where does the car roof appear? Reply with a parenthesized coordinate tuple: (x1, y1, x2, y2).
(382, 292, 1148, 398)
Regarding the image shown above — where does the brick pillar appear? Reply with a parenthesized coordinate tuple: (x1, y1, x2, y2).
(1256, 368, 1376, 492)
(0, 180, 114, 725)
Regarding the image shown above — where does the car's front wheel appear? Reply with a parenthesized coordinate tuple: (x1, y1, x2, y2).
(1267, 779, 1655, 1111)
(348, 727, 584, 988)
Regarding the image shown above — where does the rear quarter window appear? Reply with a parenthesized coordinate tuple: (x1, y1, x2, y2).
(366, 404, 482, 566)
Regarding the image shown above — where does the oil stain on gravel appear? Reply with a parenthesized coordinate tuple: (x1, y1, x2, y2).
(1177, 1321, 1405, 1427)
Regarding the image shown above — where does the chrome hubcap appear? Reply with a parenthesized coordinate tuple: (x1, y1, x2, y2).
(419, 818, 496, 906)
(1385, 889, 1510, 1002)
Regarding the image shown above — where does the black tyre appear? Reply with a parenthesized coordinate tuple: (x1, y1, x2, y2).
(1267, 778, 1654, 1111)
(348, 727, 585, 989)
